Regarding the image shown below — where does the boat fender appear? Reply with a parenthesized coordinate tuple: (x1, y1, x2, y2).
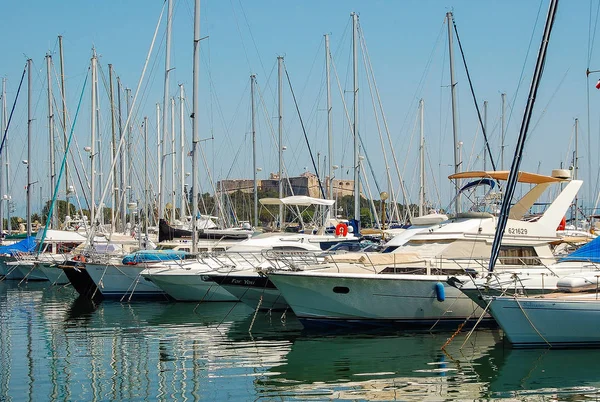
(435, 282, 445, 302)
(335, 223, 348, 237)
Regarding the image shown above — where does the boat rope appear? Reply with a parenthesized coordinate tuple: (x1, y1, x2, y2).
(280, 308, 287, 323)
(429, 289, 471, 332)
(248, 295, 263, 333)
(451, 16, 496, 171)
(18, 263, 36, 286)
(0, 64, 27, 157)
(514, 296, 552, 347)
(441, 320, 467, 350)
(459, 286, 510, 350)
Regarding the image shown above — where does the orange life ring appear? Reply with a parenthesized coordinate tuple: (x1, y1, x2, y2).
(73, 255, 86, 263)
(335, 223, 348, 237)
(557, 216, 566, 231)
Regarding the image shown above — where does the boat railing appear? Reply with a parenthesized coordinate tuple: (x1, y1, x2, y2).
(449, 256, 558, 276)
(13, 251, 36, 263)
(260, 249, 326, 271)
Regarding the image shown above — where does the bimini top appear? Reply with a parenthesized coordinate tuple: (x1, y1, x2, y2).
(259, 195, 335, 206)
(448, 170, 566, 184)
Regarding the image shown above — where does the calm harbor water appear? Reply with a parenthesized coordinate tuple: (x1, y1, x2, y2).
(1, 281, 599, 401)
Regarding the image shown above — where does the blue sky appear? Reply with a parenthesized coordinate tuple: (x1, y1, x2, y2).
(0, 1, 598, 218)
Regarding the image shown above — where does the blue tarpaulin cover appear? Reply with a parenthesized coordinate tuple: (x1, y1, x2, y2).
(122, 249, 189, 265)
(0, 236, 36, 255)
(560, 236, 600, 263)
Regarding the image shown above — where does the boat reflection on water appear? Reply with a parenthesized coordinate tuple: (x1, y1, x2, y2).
(4, 281, 600, 401)
(256, 329, 501, 400)
(474, 343, 600, 398)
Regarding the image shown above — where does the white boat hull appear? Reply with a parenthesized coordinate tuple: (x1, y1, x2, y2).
(143, 270, 238, 302)
(86, 263, 167, 299)
(488, 295, 600, 347)
(268, 271, 486, 327)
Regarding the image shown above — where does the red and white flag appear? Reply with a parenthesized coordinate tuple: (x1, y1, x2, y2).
(596, 79, 600, 89)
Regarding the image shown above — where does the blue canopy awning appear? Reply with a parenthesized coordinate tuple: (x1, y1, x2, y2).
(560, 236, 600, 263)
(0, 236, 36, 256)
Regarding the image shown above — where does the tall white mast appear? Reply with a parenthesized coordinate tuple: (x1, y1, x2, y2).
(156, 102, 161, 225)
(46, 54, 56, 229)
(144, 116, 149, 248)
(574, 117, 579, 225)
(90, 52, 97, 227)
(352, 12, 360, 228)
(160, 0, 174, 220)
(0, 79, 4, 233)
(325, 34, 333, 201)
(251, 74, 258, 227)
(26, 59, 32, 237)
(191, 0, 201, 252)
(501, 92, 506, 170)
(2, 79, 9, 233)
(179, 84, 185, 221)
(58, 36, 69, 214)
(277, 56, 284, 230)
(109, 64, 117, 233)
(125, 87, 132, 222)
(483, 100, 488, 170)
(117, 77, 126, 231)
(446, 12, 460, 213)
(419, 99, 425, 217)
(170, 96, 176, 224)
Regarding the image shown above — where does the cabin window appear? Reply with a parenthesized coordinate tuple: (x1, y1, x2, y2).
(272, 246, 309, 251)
(332, 286, 350, 294)
(498, 246, 541, 266)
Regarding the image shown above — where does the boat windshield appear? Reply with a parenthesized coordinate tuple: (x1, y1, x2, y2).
(444, 178, 502, 216)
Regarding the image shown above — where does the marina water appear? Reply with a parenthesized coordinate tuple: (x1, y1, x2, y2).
(1, 281, 599, 401)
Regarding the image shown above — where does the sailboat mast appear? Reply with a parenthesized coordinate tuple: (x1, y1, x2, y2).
(2, 79, 9, 233)
(0, 79, 4, 233)
(170, 96, 176, 224)
(58, 36, 69, 211)
(574, 117, 579, 225)
(90, 52, 97, 227)
(352, 12, 360, 228)
(191, 0, 201, 253)
(179, 84, 185, 221)
(277, 56, 284, 230)
(489, 0, 559, 273)
(125, 87, 132, 219)
(251, 74, 258, 227)
(26, 58, 32, 237)
(109, 64, 117, 233)
(483, 100, 488, 170)
(156, 103, 161, 225)
(160, 0, 174, 221)
(46, 54, 56, 229)
(118, 77, 126, 232)
(501, 93, 506, 170)
(325, 34, 333, 201)
(446, 12, 460, 213)
(419, 99, 425, 217)
(144, 116, 149, 248)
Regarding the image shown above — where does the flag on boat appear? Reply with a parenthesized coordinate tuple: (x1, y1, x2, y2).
(596, 79, 600, 89)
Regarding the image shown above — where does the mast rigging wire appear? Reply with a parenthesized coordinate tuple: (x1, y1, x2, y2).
(451, 16, 497, 171)
(0, 64, 27, 157)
